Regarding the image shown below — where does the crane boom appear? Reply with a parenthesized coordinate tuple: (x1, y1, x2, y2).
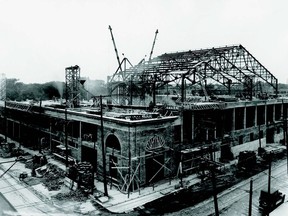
(108, 25, 122, 71)
(149, 29, 159, 61)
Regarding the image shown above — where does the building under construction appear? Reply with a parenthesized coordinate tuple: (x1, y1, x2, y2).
(0, 44, 287, 195)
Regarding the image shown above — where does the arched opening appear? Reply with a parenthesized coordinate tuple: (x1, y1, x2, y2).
(106, 134, 121, 182)
(145, 135, 166, 184)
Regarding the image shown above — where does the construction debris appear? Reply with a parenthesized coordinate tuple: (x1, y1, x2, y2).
(67, 161, 94, 194)
(237, 150, 257, 170)
(53, 189, 88, 202)
(0, 142, 24, 158)
(40, 163, 66, 191)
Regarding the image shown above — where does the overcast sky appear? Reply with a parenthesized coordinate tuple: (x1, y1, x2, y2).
(1, 0, 288, 84)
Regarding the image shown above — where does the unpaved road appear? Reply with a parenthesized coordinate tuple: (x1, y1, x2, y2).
(168, 158, 288, 216)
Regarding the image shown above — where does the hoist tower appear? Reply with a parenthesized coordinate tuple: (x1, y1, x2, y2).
(0, 73, 6, 101)
(65, 65, 81, 107)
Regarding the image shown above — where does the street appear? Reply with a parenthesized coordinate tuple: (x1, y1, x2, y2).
(169, 158, 288, 216)
(0, 160, 65, 215)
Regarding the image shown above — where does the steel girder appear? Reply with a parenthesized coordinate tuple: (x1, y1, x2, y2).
(108, 45, 278, 103)
(65, 65, 81, 107)
(0, 73, 6, 101)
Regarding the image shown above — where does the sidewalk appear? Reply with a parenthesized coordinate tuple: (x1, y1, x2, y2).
(93, 173, 201, 213)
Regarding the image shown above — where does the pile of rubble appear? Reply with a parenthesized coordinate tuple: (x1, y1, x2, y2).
(53, 189, 88, 202)
(41, 163, 66, 191)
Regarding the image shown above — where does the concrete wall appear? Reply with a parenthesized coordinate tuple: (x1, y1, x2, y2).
(95, 117, 178, 189)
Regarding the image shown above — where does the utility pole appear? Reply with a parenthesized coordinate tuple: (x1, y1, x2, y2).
(100, 95, 108, 196)
(65, 104, 68, 168)
(268, 154, 271, 196)
(180, 152, 183, 187)
(258, 124, 262, 149)
(266, 153, 272, 216)
(248, 178, 253, 216)
(286, 118, 288, 175)
(281, 99, 288, 174)
(65, 80, 69, 168)
(211, 164, 219, 216)
(4, 100, 7, 142)
(128, 126, 131, 198)
(39, 100, 42, 154)
(284, 109, 288, 174)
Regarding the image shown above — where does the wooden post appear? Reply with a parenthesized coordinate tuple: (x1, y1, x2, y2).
(128, 126, 131, 198)
(284, 107, 288, 174)
(258, 124, 261, 149)
(100, 95, 108, 196)
(180, 152, 183, 187)
(4, 100, 7, 142)
(49, 121, 52, 151)
(65, 80, 68, 168)
(267, 154, 272, 216)
(248, 178, 253, 216)
(211, 165, 219, 216)
(65, 107, 68, 167)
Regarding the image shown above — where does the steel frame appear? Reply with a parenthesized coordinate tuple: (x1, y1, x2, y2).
(108, 45, 278, 104)
(0, 73, 6, 101)
(65, 65, 81, 107)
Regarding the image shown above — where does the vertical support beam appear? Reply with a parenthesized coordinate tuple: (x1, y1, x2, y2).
(273, 104, 275, 122)
(49, 121, 52, 151)
(181, 109, 184, 144)
(243, 106, 246, 129)
(281, 101, 284, 120)
(4, 100, 7, 142)
(264, 102, 267, 125)
(65, 75, 69, 167)
(65, 107, 68, 168)
(136, 126, 141, 195)
(152, 75, 156, 106)
(100, 95, 108, 196)
(227, 79, 231, 95)
(128, 126, 131, 198)
(268, 154, 271, 196)
(181, 74, 185, 102)
(284, 106, 288, 175)
(211, 165, 219, 216)
(258, 124, 262, 149)
(248, 178, 253, 216)
(130, 78, 133, 106)
(255, 105, 258, 127)
(19, 121, 21, 148)
(232, 108, 235, 131)
(191, 112, 195, 144)
(79, 121, 82, 161)
(12, 121, 14, 138)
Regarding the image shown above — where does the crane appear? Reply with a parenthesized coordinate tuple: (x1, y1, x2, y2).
(149, 29, 159, 62)
(108, 25, 122, 71)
